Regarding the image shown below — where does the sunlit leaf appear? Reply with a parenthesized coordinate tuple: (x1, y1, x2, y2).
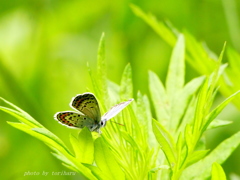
(94, 138, 125, 180)
(185, 150, 209, 168)
(211, 162, 226, 180)
(130, 4, 176, 46)
(120, 63, 133, 100)
(0, 97, 43, 128)
(202, 90, 240, 132)
(70, 127, 94, 164)
(83, 164, 109, 180)
(166, 34, 185, 95)
(207, 119, 232, 130)
(152, 119, 176, 165)
(148, 71, 169, 126)
(181, 131, 240, 179)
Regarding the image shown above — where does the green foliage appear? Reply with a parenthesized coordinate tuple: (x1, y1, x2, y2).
(1, 18, 240, 180)
(211, 163, 226, 180)
(131, 4, 240, 111)
(147, 34, 240, 179)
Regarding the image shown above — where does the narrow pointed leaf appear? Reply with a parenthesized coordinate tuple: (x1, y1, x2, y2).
(94, 138, 125, 180)
(211, 162, 226, 180)
(152, 119, 176, 165)
(32, 128, 73, 155)
(32, 128, 97, 179)
(193, 78, 209, 133)
(202, 90, 240, 132)
(120, 63, 133, 100)
(0, 97, 43, 128)
(181, 131, 240, 179)
(130, 4, 176, 46)
(70, 127, 94, 163)
(0, 106, 37, 128)
(166, 34, 185, 95)
(186, 150, 209, 168)
(51, 152, 77, 171)
(184, 124, 197, 154)
(87, 62, 101, 99)
(149, 71, 169, 125)
(96, 32, 108, 107)
(207, 119, 232, 130)
(83, 164, 109, 180)
(97, 32, 107, 86)
(170, 76, 204, 131)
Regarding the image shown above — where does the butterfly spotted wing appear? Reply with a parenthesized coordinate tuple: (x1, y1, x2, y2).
(71, 93, 101, 123)
(54, 92, 133, 133)
(101, 98, 133, 121)
(54, 111, 100, 131)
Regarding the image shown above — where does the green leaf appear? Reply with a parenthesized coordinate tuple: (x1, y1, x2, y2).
(94, 138, 125, 180)
(177, 97, 196, 135)
(97, 32, 107, 83)
(164, 34, 186, 132)
(51, 151, 78, 172)
(184, 124, 193, 152)
(6, 120, 97, 179)
(120, 63, 133, 100)
(0, 106, 36, 128)
(97, 32, 108, 106)
(193, 77, 209, 134)
(78, 127, 94, 163)
(170, 76, 205, 132)
(0, 97, 43, 128)
(227, 47, 240, 73)
(148, 71, 169, 126)
(185, 150, 209, 168)
(120, 130, 141, 153)
(136, 92, 156, 147)
(181, 131, 240, 179)
(7, 121, 38, 136)
(87, 62, 100, 99)
(202, 90, 240, 132)
(166, 34, 185, 96)
(176, 133, 186, 169)
(205, 44, 227, 110)
(207, 119, 232, 130)
(83, 164, 108, 180)
(174, 76, 204, 131)
(130, 4, 216, 76)
(70, 127, 94, 163)
(7, 122, 71, 156)
(152, 119, 176, 165)
(61, 163, 80, 173)
(183, 30, 216, 74)
(179, 76, 205, 103)
(32, 127, 97, 179)
(32, 127, 73, 155)
(33, 128, 97, 179)
(130, 4, 176, 46)
(211, 162, 226, 180)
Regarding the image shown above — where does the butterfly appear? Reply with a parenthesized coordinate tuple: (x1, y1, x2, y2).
(54, 92, 133, 133)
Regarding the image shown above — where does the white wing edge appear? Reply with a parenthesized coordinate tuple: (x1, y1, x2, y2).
(102, 98, 134, 121)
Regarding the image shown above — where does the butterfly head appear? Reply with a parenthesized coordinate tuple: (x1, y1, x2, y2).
(100, 119, 107, 127)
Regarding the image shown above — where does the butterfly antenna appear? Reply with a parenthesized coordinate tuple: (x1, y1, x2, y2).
(110, 120, 125, 126)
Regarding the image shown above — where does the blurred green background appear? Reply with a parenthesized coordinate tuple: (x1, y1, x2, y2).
(0, 0, 240, 179)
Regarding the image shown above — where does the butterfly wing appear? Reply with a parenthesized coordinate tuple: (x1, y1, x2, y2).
(102, 99, 133, 121)
(54, 111, 100, 131)
(71, 93, 101, 123)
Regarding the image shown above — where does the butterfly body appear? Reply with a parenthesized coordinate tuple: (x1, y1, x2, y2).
(54, 92, 133, 133)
